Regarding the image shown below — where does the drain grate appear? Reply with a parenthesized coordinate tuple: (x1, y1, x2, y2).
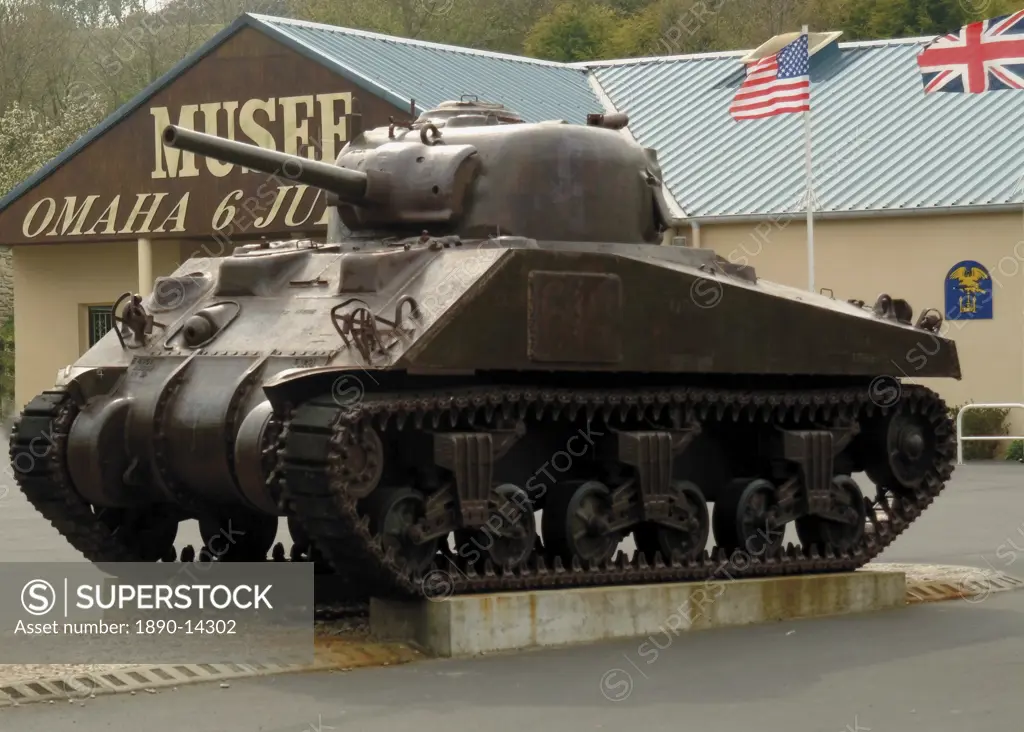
(867, 563, 1024, 604)
(0, 661, 308, 708)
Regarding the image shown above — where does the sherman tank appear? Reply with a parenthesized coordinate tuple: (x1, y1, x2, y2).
(9, 97, 960, 599)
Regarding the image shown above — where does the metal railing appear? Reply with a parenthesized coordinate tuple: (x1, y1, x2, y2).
(956, 403, 1024, 464)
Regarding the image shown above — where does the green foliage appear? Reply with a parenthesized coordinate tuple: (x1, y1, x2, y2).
(948, 403, 1010, 461)
(0, 317, 14, 421)
(0, 93, 105, 198)
(604, 2, 664, 58)
(604, 0, 654, 13)
(844, 0, 968, 39)
(287, 0, 429, 38)
(286, 0, 554, 53)
(519, 0, 997, 62)
(524, 1, 621, 62)
(1006, 440, 1024, 463)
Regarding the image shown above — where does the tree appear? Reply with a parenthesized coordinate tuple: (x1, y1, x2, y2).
(603, 0, 657, 13)
(0, 0, 75, 113)
(289, 0, 439, 38)
(435, 0, 557, 54)
(0, 91, 105, 197)
(844, 0, 970, 39)
(524, 0, 620, 62)
(985, 0, 1024, 19)
(603, 1, 663, 58)
(162, 0, 291, 24)
(288, 0, 554, 53)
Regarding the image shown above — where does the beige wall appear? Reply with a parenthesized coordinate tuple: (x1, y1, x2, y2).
(696, 212, 1024, 429)
(9, 213, 1024, 433)
(12, 240, 180, 410)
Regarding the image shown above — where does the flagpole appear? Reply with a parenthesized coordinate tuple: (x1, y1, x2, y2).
(802, 24, 815, 293)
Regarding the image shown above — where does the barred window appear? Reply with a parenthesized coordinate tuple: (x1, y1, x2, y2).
(88, 305, 114, 347)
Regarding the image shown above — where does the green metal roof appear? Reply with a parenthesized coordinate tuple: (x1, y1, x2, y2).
(251, 15, 599, 124)
(585, 38, 1024, 221)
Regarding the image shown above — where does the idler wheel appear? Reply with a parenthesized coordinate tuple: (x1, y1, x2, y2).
(364, 486, 439, 576)
(198, 510, 279, 561)
(455, 484, 536, 570)
(634, 481, 709, 563)
(95, 507, 179, 562)
(541, 480, 622, 567)
(795, 475, 867, 553)
(713, 478, 784, 557)
(864, 410, 937, 492)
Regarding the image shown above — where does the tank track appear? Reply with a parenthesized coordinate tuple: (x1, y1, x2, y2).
(7, 390, 372, 609)
(277, 382, 954, 599)
(7, 389, 152, 563)
(5, 389, 339, 573)
(8, 383, 955, 603)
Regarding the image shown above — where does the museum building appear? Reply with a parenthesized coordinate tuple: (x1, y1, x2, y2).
(0, 13, 1022, 423)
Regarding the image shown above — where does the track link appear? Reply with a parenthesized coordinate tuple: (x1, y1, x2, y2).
(278, 382, 955, 599)
(7, 388, 369, 608)
(8, 389, 148, 562)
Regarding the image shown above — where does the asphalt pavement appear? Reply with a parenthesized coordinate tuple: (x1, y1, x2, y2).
(1, 460, 1022, 731)
(6, 588, 1024, 731)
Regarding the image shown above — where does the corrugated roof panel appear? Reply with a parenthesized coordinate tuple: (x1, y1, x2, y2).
(590, 40, 1024, 219)
(252, 14, 600, 124)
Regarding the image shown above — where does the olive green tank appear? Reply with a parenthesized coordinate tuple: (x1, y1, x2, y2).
(9, 97, 960, 598)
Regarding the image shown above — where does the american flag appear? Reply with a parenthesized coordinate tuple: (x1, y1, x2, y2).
(729, 34, 811, 120)
(917, 10, 1024, 93)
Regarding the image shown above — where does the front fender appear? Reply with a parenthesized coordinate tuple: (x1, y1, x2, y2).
(262, 366, 373, 411)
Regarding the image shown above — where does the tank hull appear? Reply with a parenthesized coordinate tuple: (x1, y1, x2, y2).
(9, 236, 958, 598)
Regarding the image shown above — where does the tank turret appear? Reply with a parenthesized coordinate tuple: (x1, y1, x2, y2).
(162, 100, 677, 244)
(409, 95, 525, 127)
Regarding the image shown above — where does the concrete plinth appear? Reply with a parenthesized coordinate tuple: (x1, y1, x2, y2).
(370, 570, 906, 657)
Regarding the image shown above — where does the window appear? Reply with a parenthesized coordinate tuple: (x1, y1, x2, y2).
(88, 305, 114, 347)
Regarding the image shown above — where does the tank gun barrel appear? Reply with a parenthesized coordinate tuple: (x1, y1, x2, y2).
(161, 125, 369, 201)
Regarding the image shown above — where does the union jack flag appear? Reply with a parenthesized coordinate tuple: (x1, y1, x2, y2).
(917, 10, 1024, 93)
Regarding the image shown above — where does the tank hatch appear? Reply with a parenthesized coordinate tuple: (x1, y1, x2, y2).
(413, 95, 524, 128)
